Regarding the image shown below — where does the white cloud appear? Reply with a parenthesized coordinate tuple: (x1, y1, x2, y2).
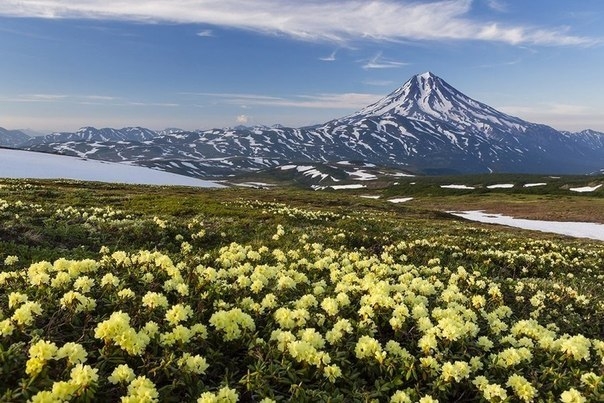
(362, 52, 408, 69)
(202, 92, 383, 110)
(319, 50, 337, 62)
(362, 80, 395, 86)
(0, 0, 597, 46)
(196, 29, 213, 37)
(486, 0, 508, 13)
(0, 93, 178, 107)
(236, 114, 249, 124)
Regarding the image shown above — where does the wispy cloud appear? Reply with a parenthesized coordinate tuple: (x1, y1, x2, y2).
(361, 52, 408, 69)
(475, 58, 522, 68)
(362, 80, 395, 86)
(199, 91, 383, 110)
(0, 93, 175, 107)
(319, 50, 337, 62)
(486, 0, 508, 13)
(0, 0, 598, 46)
(27, 93, 69, 100)
(196, 29, 214, 37)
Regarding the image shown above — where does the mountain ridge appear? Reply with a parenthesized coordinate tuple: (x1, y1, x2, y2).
(5, 72, 604, 178)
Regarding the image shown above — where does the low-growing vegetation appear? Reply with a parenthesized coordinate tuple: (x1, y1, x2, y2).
(0, 179, 603, 402)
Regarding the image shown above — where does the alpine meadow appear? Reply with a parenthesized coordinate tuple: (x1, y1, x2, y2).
(2, 1, 604, 402)
(0, 178, 603, 402)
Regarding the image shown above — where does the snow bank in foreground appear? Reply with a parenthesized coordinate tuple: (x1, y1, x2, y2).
(569, 184, 602, 193)
(449, 210, 604, 242)
(0, 149, 223, 188)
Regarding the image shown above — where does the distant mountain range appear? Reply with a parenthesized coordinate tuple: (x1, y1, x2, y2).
(0, 127, 31, 148)
(3, 72, 604, 178)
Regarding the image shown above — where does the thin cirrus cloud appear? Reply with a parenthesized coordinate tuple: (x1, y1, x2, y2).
(0, 0, 597, 46)
(200, 92, 383, 110)
(0, 93, 179, 107)
(362, 52, 408, 69)
(319, 50, 337, 62)
(486, 0, 508, 13)
(196, 29, 214, 37)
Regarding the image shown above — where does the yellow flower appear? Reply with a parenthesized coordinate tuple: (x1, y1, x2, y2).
(216, 386, 239, 402)
(143, 321, 160, 338)
(390, 390, 412, 403)
(29, 391, 55, 403)
(178, 353, 209, 374)
(325, 319, 353, 345)
(73, 276, 94, 293)
(56, 342, 88, 365)
(8, 291, 28, 308)
(12, 301, 43, 326)
(320, 297, 339, 316)
(323, 364, 342, 383)
(100, 272, 120, 288)
(108, 364, 136, 384)
(482, 383, 507, 402)
(298, 328, 325, 349)
(0, 319, 15, 336)
(209, 308, 255, 341)
(197, 386, 239, 403)
(117, 288, 136, 299)
(69, 364, 99, 389)
(557, 335, 591, 361)
(51, 381, 78, 400)
(124, 376, 159, 403)
(580, 372, 600, 389)
(26, 340, 58, 376)
(165, 304, 193, 326)
(506, 374, 536, 402)
(492, 347, 533, 368)
(560, 388, 586, 403)
(51, 271, 72, 288)
(355, 336, 384, 363)
(4, 255, 19, 266)
(418, 333, 438, 354)
(440, 361, 470, 383)
(142, 292, 169, 309)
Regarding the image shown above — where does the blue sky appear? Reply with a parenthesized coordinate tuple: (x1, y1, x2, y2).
(0, 0, 603, 133)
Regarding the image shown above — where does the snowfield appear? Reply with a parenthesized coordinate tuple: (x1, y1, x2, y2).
(0, 149, 223, 187)
(440, 184, 475, 190)
(487, 184, 514, 189)
(388, 197, 414, 203)
(569, 184, 602, 193)
(330, 184, 366, 190)
(450, 210, 604, 242)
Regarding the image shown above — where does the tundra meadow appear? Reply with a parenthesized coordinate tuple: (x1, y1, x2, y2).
(0, 180, 603, 402)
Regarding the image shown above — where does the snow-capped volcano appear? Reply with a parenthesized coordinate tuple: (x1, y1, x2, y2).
(347, 72, 527, 135)
(10, 72, 604, 178)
